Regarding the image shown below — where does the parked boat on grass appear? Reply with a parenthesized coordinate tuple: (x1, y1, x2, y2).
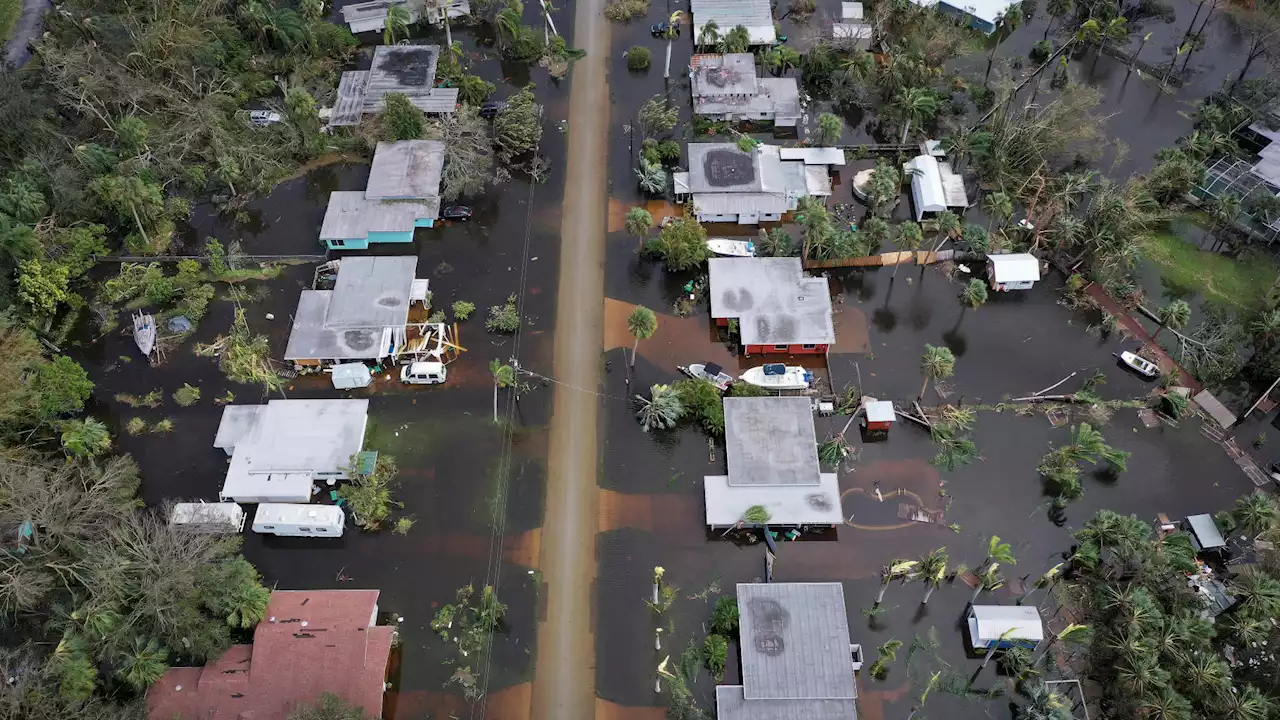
(680, 362, 734, 391)
(740, 363, 812, 391)
(706, 238, 756, 257)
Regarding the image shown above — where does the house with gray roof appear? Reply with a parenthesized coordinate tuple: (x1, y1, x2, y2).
(284, 256, 431, 365)
(716, 583, 859, 720)
(676, 143, 832, 224)
(708, 257, 834, 355)
(691, 0, 776, 46)
(328, 45, 458, 128)
(340, 0, 469, 34)
(319, 140, 444, 249)
(691, 54, 800, 128)
(704, 397, 843, 528)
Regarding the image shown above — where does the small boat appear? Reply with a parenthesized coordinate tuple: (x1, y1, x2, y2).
(706, 238, 756, 257)
(1116, 351, 1160, 378)
(133, 311, 157, 358)
(681, 362, 734, 391)
(740, 363, 812, 391)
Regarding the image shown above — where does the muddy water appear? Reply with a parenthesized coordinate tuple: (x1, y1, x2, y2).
(528, 0, 611, 716)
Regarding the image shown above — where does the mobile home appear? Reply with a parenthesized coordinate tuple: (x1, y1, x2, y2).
(169, 502, 246, 533)
(966, 604, 1044, 650)
(252, 504, 347, 537)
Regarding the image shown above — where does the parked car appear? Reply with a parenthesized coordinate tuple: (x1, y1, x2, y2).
(401, 361, 447, 385)
(650, 22, 677, 37)
(441, 205, 472, 221)
(248, 110, 282, 126)
(479, 100, 508, 119)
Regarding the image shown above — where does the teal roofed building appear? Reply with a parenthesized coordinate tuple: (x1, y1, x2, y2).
(320, 140, 445, 249)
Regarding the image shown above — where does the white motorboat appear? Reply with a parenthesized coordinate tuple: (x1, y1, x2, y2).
(706, 238, 756, 257)
(133, 311, 156, 358)
(1117, 350, 1160, 378)
(740, 363, 812, 391)
(681, 362, 734, 391)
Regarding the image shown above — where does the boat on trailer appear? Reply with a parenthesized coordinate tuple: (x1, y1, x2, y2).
(1116, 350, 1159, 378)
(680, 362, 734, 391)
(706, 238, 756, 257)
(740, 363, 812, 391)
(133, 311, 157, 359)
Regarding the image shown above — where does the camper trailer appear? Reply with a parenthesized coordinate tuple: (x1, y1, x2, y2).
(169, 502, 246, 533)
(252, 504, 347, 537)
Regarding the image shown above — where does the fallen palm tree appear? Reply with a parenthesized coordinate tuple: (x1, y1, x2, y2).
(195, 308, 283, 391)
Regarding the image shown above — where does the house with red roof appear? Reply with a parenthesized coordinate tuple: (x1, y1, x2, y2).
(147, 589, 394, 720)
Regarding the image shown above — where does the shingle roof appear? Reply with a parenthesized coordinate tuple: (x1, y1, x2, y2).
(147, 590, 393, 720)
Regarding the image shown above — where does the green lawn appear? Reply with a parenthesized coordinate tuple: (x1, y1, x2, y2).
(0, 0, 20, 47)
(1139, 222, 1278, 311)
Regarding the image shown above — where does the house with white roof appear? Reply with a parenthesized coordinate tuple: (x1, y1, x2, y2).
(676, 143, 834, 224)
(986, 253, 1041, 291)
(903, 154, 968, 221)
(691, 54, 801, 129)
(708, 257, 834, 355)
(691, 0, 776, 46)
(320, 140, 444, 249)
(716, 583, 860, 720)
(704, 397, 843, 529)
(214, 399, 369, 504)
(966, 605, 1044, 650)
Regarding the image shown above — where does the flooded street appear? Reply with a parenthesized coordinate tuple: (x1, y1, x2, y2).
(529, 0, 611, 714)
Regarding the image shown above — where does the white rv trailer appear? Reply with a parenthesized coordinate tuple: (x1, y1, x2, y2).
(169, 502, 246, 533)
(252, 504, 347, 537)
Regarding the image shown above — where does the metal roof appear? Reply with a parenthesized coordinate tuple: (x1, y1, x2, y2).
(737, 583, 858, 700)
(215, 405, 265, 451)
(805, 166, 832, 196)
(366, 140, 444, 200)
(724, 396, 820, 488)
(708, 258, 835, 346)
(326, 45, 457, 127)
(689, 143, 766, 193)
(1187, 514, 1227, 550)
(319, 192, 439, 241)
(778, 147, 847, 166)
(1192, 390, 1237, 429)
(987, 253, 1041, 283)
(329, 71, 371, 127)
(904, 155, 946, 219)
(967, 605, 1044, 646)
(703, 472, 843, 526)
(716, 686, 855, 720)
(691, 0, 776, 44)
(832, 22, 872, 40)
(864, 400, 895, 423)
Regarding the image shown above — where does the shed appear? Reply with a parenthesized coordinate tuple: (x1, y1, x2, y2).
(1186, 514, 1227, 552)
(966, 605, 1044, 649)
(841, 2, 864, 19)
(778, 147, 848, 166)
(715, 583, 858, 720)
(864, 399, 895, 431)
(903, 155, 946, 220)
(935, 0, 1020, 34)
(691, 0, 776, 45)
(832, 23, 873, 49)
(987, 253, 1041, 291)
(330, 362, 373, 390)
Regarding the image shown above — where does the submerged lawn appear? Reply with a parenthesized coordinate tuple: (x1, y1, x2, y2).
(1140, 221, 1277, 311)
(0, 0, 19, 45)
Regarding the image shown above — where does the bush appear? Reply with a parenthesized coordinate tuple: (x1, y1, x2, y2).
(173, 384, 201, 407)
(126, 418, 147, 435)
(710, 596, 739, 635)
(704, 634, 728, 680)
(1030, 39, 1053, 62)
(34, 356, 93, 421)
(486, 294, 521, 333)
(452, 300, 476, 320)
(381, 93, 425, 141)
(604, 0, 650, 20)
(339, 455, 400, 531)
(673, 378, 724, 435)
(627, 46, 651, 71)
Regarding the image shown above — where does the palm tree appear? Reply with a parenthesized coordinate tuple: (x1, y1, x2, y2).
(61, 418, 111, 458)
(636, 160, 666, 194)
(697, 19, 719, 48)
(934, 210, 961, 243)
(635, 384, 684, 431)
(627, 306, 658, 366)
(983, 191, 1013, 232)
(1152, 299, 1190, 341)
(723, 25, 751, 53)
(917, 547, 948, 603)
(862, 217, 891, 251)
(490, 359, 516, 423)
(1079, 17, 1129, 69)
(959, 278, 988, 309)
(893, 87, 941, 145)
(1235, 492, 1279, 535)
(495, 0, 523, 47)
(1207, 195, 1242, 250)
(1220, 682, 1273, 720)
(625, 207, 653, 243)
(1018, 562, 1063, 606)
(980, 627, 1018, 669)
(1129, 32, 1153, 72)
(1044, 0, 1072, 39)
(815, 113, 844, 146)
(918, 343, 955, 400)
(1034, 622, 1088, 663)
(931, 423, 979, 471)
(978, 535, 1016, 575)
(115, 636, 169, 691)
(776, 46, 801, 75)
(1252, 308, 1280, 349)
(384, 4, 412, 44)
(663, 11, 684, 79)
(876, 559, 918, 604)
(970, 562, 1003, 603)
(892, 222, 923, 277)
(1234, 567, 1280, 620)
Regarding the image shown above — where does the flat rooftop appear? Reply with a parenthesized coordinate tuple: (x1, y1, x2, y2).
(284, 256, 419, 361)
(691, 54, 758, 98)
(704, 472, 843, 526)
(708, 257, 835, 346)
(724, 396, 820, 487)
(319, 191, 440, 241)
(217, 400, 369, 496)
(695, 77, 800, 121)
(714, 583, 857, 720)
(366, 140, 445, 200)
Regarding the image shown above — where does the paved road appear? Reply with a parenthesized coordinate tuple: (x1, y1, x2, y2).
(3, 0, 49, 67)
(528, 0, 610, 717)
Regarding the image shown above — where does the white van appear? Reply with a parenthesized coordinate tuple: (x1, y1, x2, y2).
(169, 502, 246, 533)
(252, 503, 346, 537)
(400, 361, 446, 385)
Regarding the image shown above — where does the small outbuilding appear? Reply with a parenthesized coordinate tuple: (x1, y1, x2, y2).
(909, 0, 1020, 34)
(966, 604, 1044, 650)
(1185, 513, 1228, 554)
(903, 154, 969, 221)
(864, 399, 895, 432)
(987, 253, 1042, 291)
